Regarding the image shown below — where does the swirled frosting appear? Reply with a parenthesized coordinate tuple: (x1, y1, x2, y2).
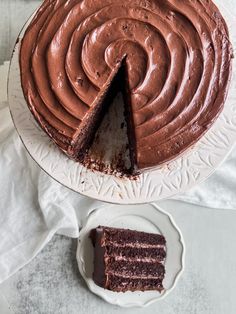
(20, 0, 233, 171)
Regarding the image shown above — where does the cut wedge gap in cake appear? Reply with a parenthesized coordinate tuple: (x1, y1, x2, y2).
(68, 58, 138, 175)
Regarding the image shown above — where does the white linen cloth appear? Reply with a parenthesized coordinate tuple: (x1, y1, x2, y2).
(0, 61, 235, 284)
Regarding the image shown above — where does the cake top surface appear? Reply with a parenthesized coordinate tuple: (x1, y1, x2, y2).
(20, 0, 233, 170)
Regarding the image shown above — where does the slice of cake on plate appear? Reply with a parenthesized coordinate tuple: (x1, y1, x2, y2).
(90, 226, 166, 292)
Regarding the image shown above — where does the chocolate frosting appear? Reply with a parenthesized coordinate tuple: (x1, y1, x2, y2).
(20, 0, 233, 170)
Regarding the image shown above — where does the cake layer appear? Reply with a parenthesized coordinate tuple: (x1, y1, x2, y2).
(106, 259, 165, 278)
(105, 245, 166, 262)
(106, 275, 164, 292)
(101, 226, 166, 246)
(20, 0, 233, 172)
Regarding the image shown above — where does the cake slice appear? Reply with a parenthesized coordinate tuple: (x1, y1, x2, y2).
(90, 226, 166, 292)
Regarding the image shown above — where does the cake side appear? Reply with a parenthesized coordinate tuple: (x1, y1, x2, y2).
(90, 228, 107, 288)
(90, 226, 166, 292)
(68, 61, 126, 161)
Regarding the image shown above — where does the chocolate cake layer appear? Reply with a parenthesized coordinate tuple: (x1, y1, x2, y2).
(106, 275, 164, 292)
(20, 0, 233, 171)
(106, 259, 165, 278)
(90, 226, 166, 292)
(106, 245, 166, 262)
(101, 226, 166, 246)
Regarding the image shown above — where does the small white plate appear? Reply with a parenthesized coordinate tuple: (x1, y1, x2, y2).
(76, 204, 185, 307)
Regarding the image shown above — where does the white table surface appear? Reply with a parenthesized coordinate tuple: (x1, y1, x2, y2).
(0, 1, 236, 314)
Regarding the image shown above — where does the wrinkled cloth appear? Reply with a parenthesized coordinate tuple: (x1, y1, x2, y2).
(173, 150, 236, 209)
(0, 61, 235, 284)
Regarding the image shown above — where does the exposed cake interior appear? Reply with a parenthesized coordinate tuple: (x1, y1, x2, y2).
(90, 226, 166, 292)
(68, 58, 137, 172)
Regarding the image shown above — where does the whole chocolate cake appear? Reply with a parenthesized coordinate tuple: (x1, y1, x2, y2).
(90, 226, 166, 292)
(20, 0, 233, 173)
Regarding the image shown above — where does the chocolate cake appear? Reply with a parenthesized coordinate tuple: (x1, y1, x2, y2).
(90, 226, 166, 292)
(20, 0, 233, 173)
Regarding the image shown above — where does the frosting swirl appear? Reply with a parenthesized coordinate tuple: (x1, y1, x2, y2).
(20, 0, 233, 169)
